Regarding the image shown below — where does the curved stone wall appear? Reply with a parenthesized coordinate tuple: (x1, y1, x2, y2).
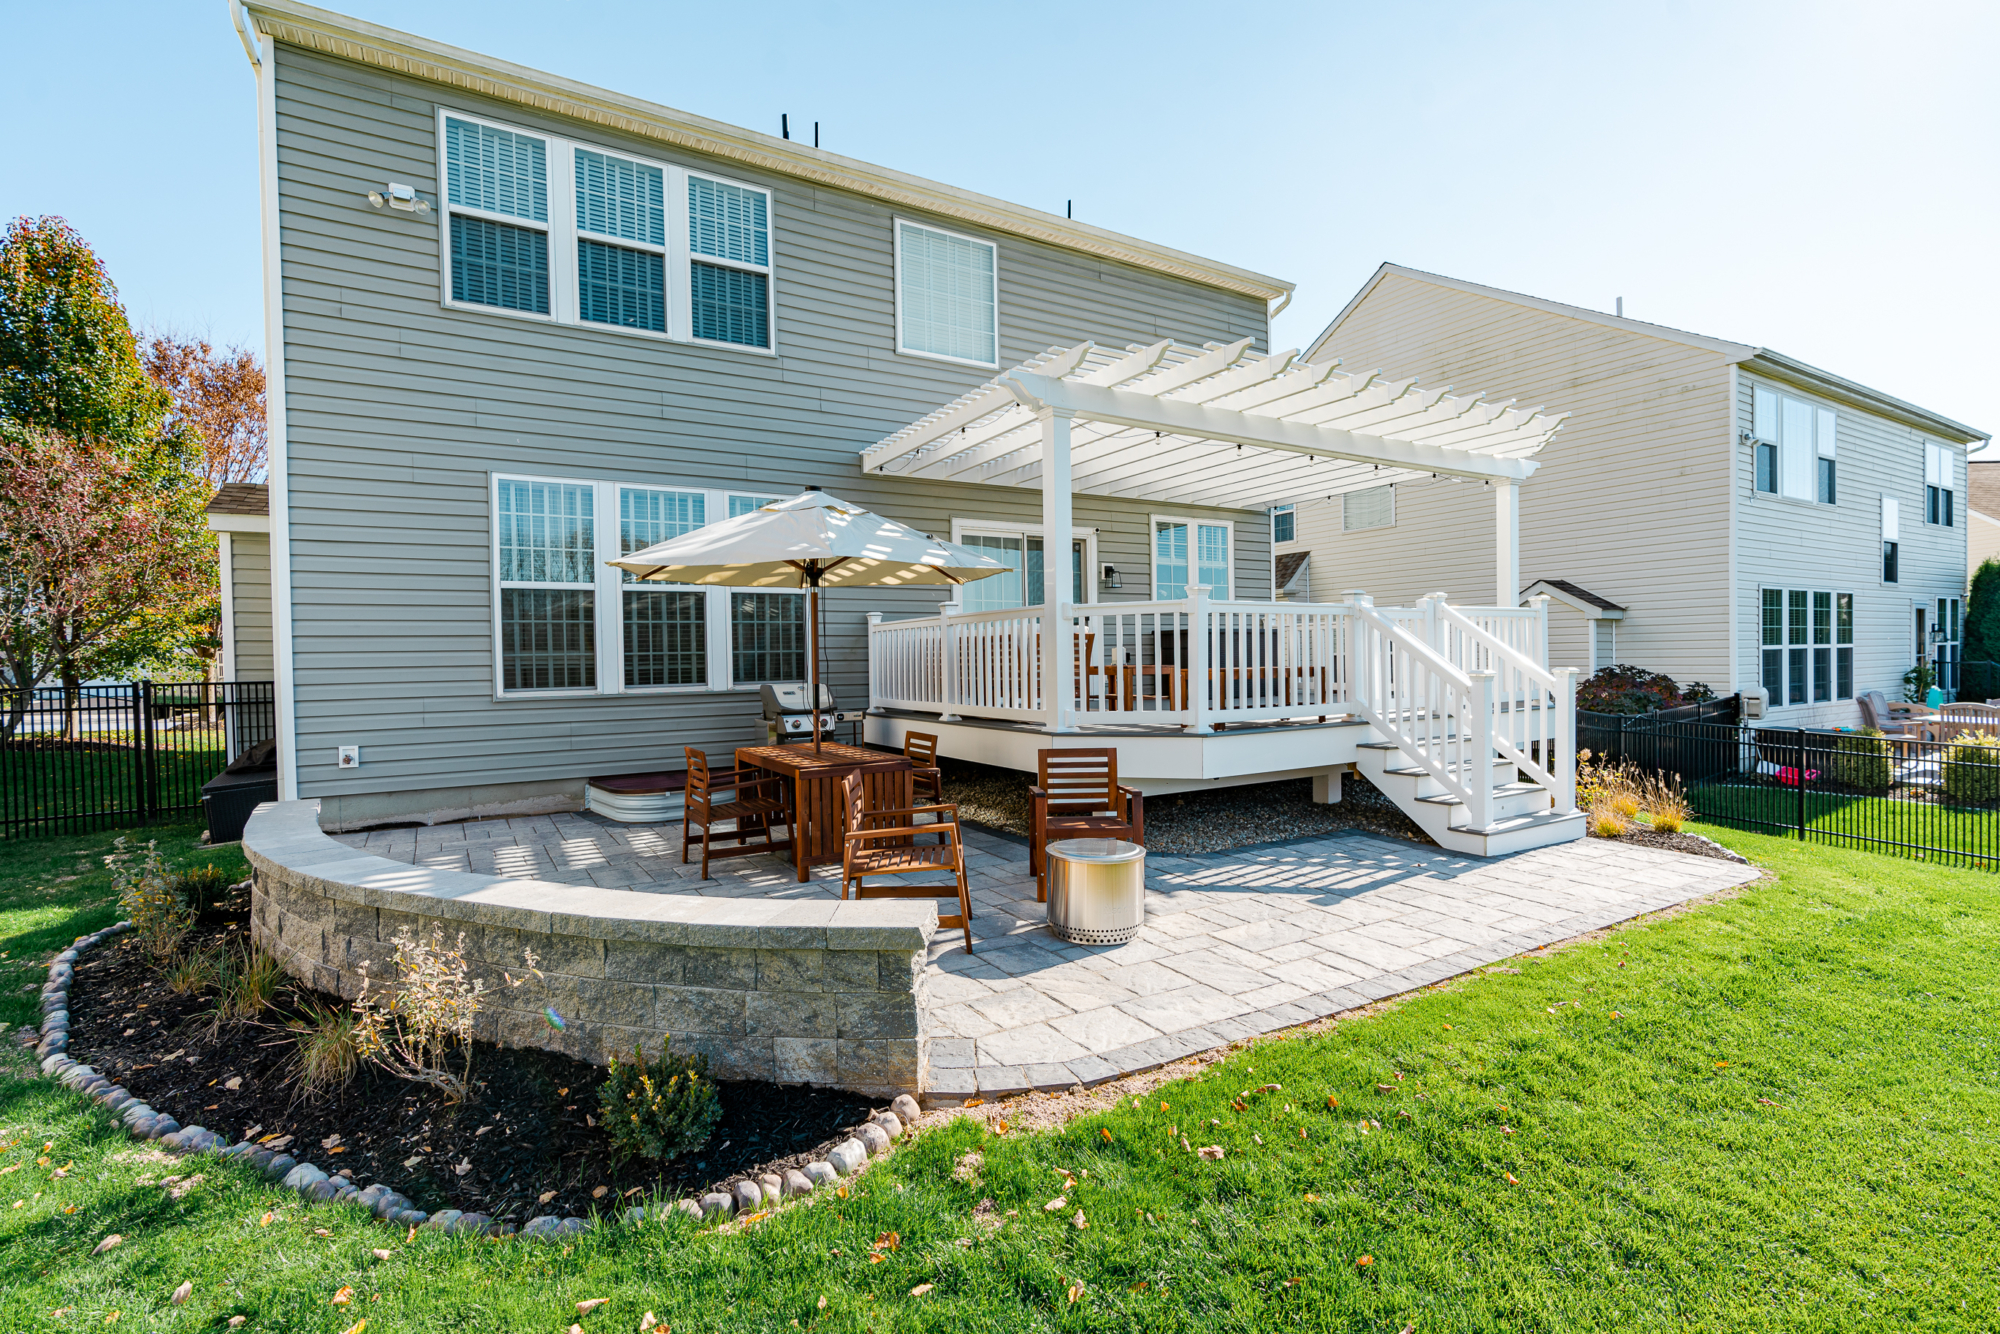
(242, 801, 933, 1097)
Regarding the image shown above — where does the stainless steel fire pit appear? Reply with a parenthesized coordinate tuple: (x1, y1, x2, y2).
(1044, 838, 1147, 945)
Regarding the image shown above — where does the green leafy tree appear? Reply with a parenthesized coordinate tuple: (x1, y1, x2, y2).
(1964, 557, 2000, 666)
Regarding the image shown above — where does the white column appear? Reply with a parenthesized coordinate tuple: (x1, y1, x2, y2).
(1187, 583, 1212, 734)
(1041, 410, 1077, 733)
(1494, 480, 1520, 609)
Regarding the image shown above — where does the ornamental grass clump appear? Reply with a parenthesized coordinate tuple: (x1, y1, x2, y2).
(105, 837, 191, 959)
(598, 1036, 723, 1165)
(288, 999, 363, 1097)
(211, 942, 284, 1026)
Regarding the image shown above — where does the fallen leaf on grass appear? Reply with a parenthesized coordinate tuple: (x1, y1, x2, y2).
(1072, 1210, 1087, 1230)
(1099, 1128, 1112, 1142)
(816, 1297, 828, 1310)
(331, 1286, 355, 1305)
(577, 1298, 610, 1314)
(91, 1235, 122, 1255)
(1610, 1011, 1622, 1020)
(1715, 1061, 1729, 1068)
(1355, 1255, 1373, 1267)
(1326, 1096, 1339, 1109)
(992, 1119, 1009, 1136)
(910, 1283, 934, 1297)
(340, 1322, 366, 1334)
(1505, 1173, 1520, 1185)
(372, 1248, 392, 1261)
(1303, 1193, 1320, 1202)
(1067, 1285, 1083, 1304)
(867, 1253, 885, 1265)
(260, 1211, 275, 1226)
(539, 1191, 558, 1204)
(1197, 1146, 1224, 1161)
(639, 1312, 662, 1332)
(1758, 1097, 1782, 1107)
(170, 1281, 192, 1305)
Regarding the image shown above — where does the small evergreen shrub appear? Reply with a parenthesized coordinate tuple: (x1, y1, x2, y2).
(599, 1036, 723, 1164)
(1942, 731, 2000, 805)
(1828, 730, 1893, 793)
(171, 863, 234, 915)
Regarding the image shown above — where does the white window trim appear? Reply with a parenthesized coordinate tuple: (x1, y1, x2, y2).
(947, 518, 1098, 607)
(489, 474, 800, 701)
(1749, 380, 1838, 506)
(438, 108, 778, 356)
(1269, 502, 1297, 546)
(892, 217, 1000, 370)
(1756, 584, 1855, 710)
(1148, 514, 1236, 601)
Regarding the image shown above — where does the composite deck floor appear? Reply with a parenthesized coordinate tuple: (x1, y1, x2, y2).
(331, 812, 1759, 1097)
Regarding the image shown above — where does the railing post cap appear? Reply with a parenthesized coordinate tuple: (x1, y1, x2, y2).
(866, 611, 884, 624)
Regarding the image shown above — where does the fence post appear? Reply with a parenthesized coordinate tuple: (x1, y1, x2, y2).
(1794, 727, 1806, 841)
(137, 680, 156, 825)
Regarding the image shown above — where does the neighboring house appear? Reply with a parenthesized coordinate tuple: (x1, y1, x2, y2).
(1968, 459, 2000, 575)
(1278, 264, 1989, 725)
(230, 1, 1295, 826)
(206, 483, 272, 682)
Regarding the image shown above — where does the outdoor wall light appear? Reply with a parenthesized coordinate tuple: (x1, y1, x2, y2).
(366, 182, 432, 213)
(1100, 563, 1122, 590)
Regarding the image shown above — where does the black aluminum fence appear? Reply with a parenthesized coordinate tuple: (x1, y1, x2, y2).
(1578, 695, 1742, 782)
(1587, 714, 2000, 872)
(0, 681, 276, 837)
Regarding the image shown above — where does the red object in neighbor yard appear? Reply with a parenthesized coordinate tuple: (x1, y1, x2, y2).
(1775, 767, 1819, 787)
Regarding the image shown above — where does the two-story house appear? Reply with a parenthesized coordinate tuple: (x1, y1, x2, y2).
(1279, 264, 1989, 726)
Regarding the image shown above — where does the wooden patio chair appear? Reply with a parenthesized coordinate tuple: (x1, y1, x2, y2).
(838, 769, 974, 953)
(902, 731, 944, 806)
(1924, 701, 2000, 743)
(1029, 747, 1145, 903)
(680, 746, 791, 880)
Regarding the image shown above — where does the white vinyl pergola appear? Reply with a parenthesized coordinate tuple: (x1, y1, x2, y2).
(860, 338, 1565, 607)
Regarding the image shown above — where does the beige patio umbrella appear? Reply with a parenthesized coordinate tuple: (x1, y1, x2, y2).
(608, 488, 1011, 753)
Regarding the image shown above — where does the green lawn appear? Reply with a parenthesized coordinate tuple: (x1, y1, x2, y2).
(0, 735, 228, 836)
(1690, 782, 2000, 869)
(1, 823, 1996, 1331)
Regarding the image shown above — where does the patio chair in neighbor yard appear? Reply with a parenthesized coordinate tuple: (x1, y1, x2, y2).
(1922, 701, 2000, 743)
(1029, 747, 1145, 903)
(681, 746, 791, 879)
(838, 769, 974, 953)
(1858, 691, 1930, 739)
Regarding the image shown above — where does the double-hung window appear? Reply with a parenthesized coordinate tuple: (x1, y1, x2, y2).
(441, 111, 774, 350)
(1925, 442, 1956, 526)
(1270, 504, 1296, 544)
(1882, 496, 1900, 583)
(894, 220, 998, 367)
(1759, 586, 1853, 708)
(494, 478, 796, 697)
(1751, 385, 1837, 503)
(1152, 519, 1232, 600)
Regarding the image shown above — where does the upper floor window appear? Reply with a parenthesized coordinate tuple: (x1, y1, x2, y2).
(1153, 519, 1231, 600)
(894, 220, 997, 367)
(1925, 441, 1956, 526)
(1342, 485, 1394, 532)
(1270, 504, 1295, 544)
(1881, 496, 1900, 583)
(1752, 386, 1836, 503)
(440, 112, 774, 350)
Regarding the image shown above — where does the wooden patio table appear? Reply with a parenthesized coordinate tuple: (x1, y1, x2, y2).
(735, 742, 916, 883)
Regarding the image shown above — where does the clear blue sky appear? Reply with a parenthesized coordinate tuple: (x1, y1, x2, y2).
(5, 0, 1995, 439)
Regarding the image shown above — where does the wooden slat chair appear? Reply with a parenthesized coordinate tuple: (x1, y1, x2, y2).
(839, 768, 974, 953)
(903, 731, 945, 806)
(1029, 747, 1145, 903)
(680, 746, 791, 880)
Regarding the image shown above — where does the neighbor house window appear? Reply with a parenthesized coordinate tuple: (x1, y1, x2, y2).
(1153, 519, 1231, 600)
(894, 220, 998, 367)
(1934, 595, 1962, 692)
(441, 112, 774, 350)
(1751, 385, 1836, 503)
(494, 477, 799, 697)
(1926, 441, 1956, 526)
(1270, 504, 1295, 544)
(1760, 585, 1854, 707)
(497, 479, 595, 690)
(445, 118, 550, 315)
(1342, 485, 1394, 532)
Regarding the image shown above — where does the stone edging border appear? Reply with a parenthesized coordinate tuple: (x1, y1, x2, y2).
(32, 920, 923, 1240)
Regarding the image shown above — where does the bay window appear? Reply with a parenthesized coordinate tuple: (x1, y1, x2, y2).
(440, 110, 774, 350)
(493, 477, 793, 697)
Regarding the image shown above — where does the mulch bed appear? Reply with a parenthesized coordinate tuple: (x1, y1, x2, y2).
(1593, 826, 1749, 863)
(62, 884, 882, 1222)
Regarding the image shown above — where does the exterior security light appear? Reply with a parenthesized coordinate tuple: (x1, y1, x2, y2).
(1100, 563, 1122, 589)
(367, 182, 431, 213)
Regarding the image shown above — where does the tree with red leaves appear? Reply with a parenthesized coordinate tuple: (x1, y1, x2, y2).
(143, 333, 266, 484)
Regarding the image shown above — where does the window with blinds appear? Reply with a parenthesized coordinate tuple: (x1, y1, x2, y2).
(497, 480, 595, 691)
(439, 111, 773, 350)
(895, 220, 998, 367)
(1342, 485, 1394, 532)
(731, 592, 805, 684)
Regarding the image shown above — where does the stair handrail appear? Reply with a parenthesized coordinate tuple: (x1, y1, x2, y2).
(1347, 599, 1495, 828)
(1431, 600, 1577, 811)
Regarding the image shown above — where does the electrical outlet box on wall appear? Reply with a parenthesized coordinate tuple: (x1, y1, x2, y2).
(337, 746, 361, 769)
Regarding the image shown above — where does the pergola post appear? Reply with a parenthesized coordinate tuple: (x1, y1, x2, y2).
(1040, 409, 1077, 733)
(1494, 479, 1520, 608)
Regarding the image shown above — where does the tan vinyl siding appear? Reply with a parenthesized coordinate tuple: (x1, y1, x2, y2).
(1734, 370, 1966, 726)
(229, 533, 274, 680)
(272, 43, 1268, 802)
(1300, 272, 1735, 684)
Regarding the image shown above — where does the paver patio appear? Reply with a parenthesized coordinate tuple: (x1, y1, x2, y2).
(331, 813, 1759, 1097)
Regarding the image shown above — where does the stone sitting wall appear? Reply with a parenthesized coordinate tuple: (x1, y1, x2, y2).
(243, 801, 934, 1096)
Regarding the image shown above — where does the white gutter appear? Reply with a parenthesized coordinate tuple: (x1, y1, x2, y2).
(235, 1, 299, 801)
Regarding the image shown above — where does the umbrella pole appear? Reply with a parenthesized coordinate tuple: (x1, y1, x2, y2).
(809, 571, 821, 757)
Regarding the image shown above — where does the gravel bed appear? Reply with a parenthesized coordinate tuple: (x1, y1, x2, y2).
(937, 758, 1427, 854)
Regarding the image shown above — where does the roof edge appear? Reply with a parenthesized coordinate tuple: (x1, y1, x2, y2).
(239, 0, 1294, 305)
(1741, 350, 1988, 445)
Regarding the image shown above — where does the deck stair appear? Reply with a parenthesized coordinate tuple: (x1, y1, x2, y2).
(1355, 742, 1584, 855)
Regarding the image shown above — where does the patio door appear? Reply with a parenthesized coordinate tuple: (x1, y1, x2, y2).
(955, 526, 1089, 611)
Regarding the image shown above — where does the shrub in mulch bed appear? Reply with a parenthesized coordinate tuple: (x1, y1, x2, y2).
(59, 884, 883, 1224)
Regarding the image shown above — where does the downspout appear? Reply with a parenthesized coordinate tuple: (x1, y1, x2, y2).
(234, 0, 300, 800)
(1724, 363, 1740, 700)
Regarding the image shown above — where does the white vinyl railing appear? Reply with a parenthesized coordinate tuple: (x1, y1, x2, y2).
(866, 588, 1576, 820)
